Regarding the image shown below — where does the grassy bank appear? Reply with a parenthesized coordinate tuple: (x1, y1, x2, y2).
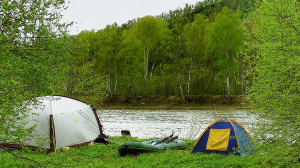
(2, 136, 300, 167)
(97, 95, 250, 110)
(1, 136, 261, 168)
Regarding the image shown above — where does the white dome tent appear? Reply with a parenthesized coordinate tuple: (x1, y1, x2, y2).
(1, 96, 104, 152)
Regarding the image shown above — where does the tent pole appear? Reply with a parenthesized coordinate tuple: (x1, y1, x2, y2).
(91, 105, 103, 135)
(50, 114, 56, 152)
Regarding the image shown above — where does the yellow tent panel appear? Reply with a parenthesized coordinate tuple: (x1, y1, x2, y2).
(206, 128, 231, 151)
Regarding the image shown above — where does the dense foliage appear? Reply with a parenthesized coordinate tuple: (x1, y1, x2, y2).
(246, 0, 300, 165)
(1, 0, 300, 167)
(62, 0, 300, 165)
(68, 0, 257, 103)
(0, 0, 70, 148)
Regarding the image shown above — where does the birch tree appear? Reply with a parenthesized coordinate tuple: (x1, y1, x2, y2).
(184, 14, 208, 95)
(169, 16, 190, 103)
(206, 7, 243, 101)
(133, 16, 169, 83)
(94, 24, 123, 97)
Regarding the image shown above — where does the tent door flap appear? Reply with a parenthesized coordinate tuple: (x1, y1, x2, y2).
(206, 128, 231, 151)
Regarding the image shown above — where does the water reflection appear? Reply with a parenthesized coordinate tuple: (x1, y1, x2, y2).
(98, 109, 258, 140)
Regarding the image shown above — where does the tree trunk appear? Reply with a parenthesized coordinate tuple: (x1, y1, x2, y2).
(150, 62, 155, 78)
(114, 66, 117, 92)
(144, 47, 149, 82)
(226, 70, 230, 101)
(226, 69, 231, 101)
(108, 73, 112, 97)
(226, 69, 230, 101)
(178, 66, 186, 104)
(187, 58, 192, 98)
(127, 67, 132, 96)
(226, 46, 231, 101)
(242, 63, 244, 94)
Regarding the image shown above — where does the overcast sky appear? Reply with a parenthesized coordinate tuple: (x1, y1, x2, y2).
(60, 0, 203, 35)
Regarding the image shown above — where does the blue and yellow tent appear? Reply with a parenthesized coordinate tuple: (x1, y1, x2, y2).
(192, 119, 256, 156)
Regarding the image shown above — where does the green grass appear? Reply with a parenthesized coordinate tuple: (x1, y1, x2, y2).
(0, 136, 298, 168)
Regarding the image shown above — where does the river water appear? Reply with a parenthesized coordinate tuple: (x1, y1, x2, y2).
(97, 109, 258, 140)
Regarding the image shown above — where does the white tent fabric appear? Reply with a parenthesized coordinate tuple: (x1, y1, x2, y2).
(21, 96, 100, 150)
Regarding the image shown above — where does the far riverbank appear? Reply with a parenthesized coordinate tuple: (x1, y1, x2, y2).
(97, 95, 250, 110)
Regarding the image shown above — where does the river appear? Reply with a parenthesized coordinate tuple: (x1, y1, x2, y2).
(97, 109, 258, 140)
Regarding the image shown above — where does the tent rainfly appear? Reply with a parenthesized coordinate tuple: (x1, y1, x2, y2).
(192, 119, 256, 156)
(0, 96, 104, 152)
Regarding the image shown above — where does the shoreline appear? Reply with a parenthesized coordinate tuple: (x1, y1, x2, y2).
(98, 104, 251, 110)
(95, 95, 251, 110)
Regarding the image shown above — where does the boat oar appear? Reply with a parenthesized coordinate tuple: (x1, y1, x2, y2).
(165, 136, 178, 143)
(156, 137, 169, 144)
(156, 132, 176, 144)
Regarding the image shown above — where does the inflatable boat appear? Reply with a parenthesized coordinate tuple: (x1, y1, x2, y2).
(118, 136, 186, 155)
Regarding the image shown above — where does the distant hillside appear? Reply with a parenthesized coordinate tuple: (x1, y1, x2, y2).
(120, 0, 257, 28)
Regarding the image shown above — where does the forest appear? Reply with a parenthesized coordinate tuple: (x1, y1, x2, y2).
(62, 0, 257, 104)
(1, 0, 300, 166)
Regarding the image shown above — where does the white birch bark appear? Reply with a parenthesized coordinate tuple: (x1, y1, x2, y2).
(226, 70, 230, 101)
(226, 48, 230, 101)
(114, 66, 117, 91)
(178, 66, 186, 104)
(150, 62, 155, 78)
(187, 58, 192, 98)
(144, 47, 149, 81)
(107, 73, 112, 97)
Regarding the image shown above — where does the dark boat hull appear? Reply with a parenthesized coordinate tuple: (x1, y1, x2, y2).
(118, 139, 186, 155)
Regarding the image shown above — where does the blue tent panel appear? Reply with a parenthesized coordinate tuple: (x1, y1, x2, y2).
(192, 119, 255, 156)
(231, 121, 256, 155)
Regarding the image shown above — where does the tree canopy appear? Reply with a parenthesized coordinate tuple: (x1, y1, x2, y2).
(247, 0, 300, 164)
(0, 0, 71, 147)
